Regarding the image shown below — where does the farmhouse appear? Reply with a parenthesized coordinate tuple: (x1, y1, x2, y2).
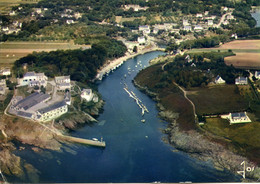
(66, 20, 75, 24)
(215, 75, 225, 84)
(228, 112, 251, 124)
(18, 72, 48, 87)
(235, 76, 248, 85)
(81, 88, 94, 102)
(194, 25, 203, 31)
(55, 76, 71, 91)
(208, 20, 214, 26)
(36, 101, 68, 122)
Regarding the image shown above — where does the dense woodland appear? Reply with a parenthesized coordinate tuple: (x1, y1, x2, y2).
(13, 39, 127, 82)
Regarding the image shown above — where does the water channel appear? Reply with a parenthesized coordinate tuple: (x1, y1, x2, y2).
(9, 51, 240, 183)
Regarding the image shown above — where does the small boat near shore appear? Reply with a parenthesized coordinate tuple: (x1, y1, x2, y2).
(141, 119, 145, 123)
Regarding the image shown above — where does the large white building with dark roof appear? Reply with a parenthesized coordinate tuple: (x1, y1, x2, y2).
(36, 101, 68, 122)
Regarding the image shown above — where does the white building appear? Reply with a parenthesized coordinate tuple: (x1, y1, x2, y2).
(137, 36, 146, 44)
(235, 76, 248, 85)
(183, 26, 192, 31)
(139, 25, 150, 35)
(255, 71, 260, 79)
(227, 112, 251, 124)
(196, 13, 203, 18)
(208, 20, 214, 26)
(66, 20, 75, 24)
(81, 88, 94, 102)
(55, 76, 71, 91)
(36, 101, 68, 122)
(183, 19, 189, 26)
(215, 75, 225, 84)
(194, 25, 203, 31)
(0, 68, 11, 76)
(19, 72, 48, 87)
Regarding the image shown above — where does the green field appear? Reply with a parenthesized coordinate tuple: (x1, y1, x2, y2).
(187, 84, 249, 115)
(203, 117, 260, 163)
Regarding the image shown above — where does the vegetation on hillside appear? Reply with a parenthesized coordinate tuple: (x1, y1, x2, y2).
(13, 38, 127, 82)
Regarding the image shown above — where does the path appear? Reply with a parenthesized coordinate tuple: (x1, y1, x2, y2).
(173, 82, 197, 121)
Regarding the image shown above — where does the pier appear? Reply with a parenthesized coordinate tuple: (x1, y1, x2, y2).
(123, 87, 149, 116)
(59, 135, 106, 147)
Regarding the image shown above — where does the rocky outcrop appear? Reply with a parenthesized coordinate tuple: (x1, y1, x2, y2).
(134, 79, 260, 182)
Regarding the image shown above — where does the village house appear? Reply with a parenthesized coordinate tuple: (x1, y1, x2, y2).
(194, 25, 203, 31)
(215, 75, 225, 84)
(137, 36, 146, 45)
(235, 76, 248, 85)
(35, 8, 42, 14)
(185, 55, 192, 63)
(227, 112, 251, 124)
(208, 20, 214, 26)
(18, 72, 48, 87)
(254, 71, 260, 79)
(0, 68, 11, 76)
(183, 19, 189, 26)
(122, 5, 148, 12)
(36, 101, 68, 122)
(196, 13, 203, 18)
(81, 88, 94, 102)
(64, 91, 71, 105)
(74, 12, 82, 19)
(55, 75, 71, 91)
(183, 26, 192, 31)
(139, 25, 150, 35)
(9, 11, 16, 16)
(66, 20, 75, 24)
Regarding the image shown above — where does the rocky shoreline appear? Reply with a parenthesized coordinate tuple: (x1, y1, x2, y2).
(0, 96, 105, 182)
(133, 79, 260, 182)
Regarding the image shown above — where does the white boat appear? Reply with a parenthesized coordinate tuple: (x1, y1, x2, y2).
(92, 138, 98, 141)
(141, 119, 145, 123)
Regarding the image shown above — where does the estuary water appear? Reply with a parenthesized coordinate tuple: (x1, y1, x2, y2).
(10, 51, 240, 183)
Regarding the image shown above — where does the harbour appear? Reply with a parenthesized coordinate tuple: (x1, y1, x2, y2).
(9, 51, 240, 183)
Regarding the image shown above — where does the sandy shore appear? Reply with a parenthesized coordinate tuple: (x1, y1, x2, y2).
(95, 45, 164, 80)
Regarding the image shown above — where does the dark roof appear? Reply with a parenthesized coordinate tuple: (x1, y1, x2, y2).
(14, 92, 50, 110)
(38, 101, 67, 114)
(231, 112, 246, 119)
(17, 111, 33, 118)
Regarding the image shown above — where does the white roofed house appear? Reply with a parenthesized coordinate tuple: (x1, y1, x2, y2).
(215, 75, 225, 84)
(66, 20, 75, 24)
(208, 20, 214, 26)
(81, 88, 94, 102)
(235, 76, 248, 85)
(55, 76, 71, 91)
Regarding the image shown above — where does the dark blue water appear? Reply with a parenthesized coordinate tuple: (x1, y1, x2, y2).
(252, 8, 260, 27)
(9, 51, 240, 183)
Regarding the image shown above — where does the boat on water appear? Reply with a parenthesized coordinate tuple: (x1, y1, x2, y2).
(141, 119, 145, 123)
(92, 138, 98, 141)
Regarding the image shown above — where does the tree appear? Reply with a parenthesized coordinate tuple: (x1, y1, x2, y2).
(133, 46, 138, 53)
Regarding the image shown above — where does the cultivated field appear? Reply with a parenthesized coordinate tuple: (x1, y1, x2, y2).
(189, 40, 260, 69)
(0, 0, 39, 14)
(0, 41, 90, 68)
(225, 53, 260, 69)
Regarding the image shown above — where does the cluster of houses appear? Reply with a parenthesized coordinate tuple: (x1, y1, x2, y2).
(8, 71, 97, 122)
(0, 68, 11, 76)
(0, 79, 7, 95)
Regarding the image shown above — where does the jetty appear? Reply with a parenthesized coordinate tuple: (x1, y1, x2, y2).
(123, 87, 149, 116)
(59, 135, 106, 147)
